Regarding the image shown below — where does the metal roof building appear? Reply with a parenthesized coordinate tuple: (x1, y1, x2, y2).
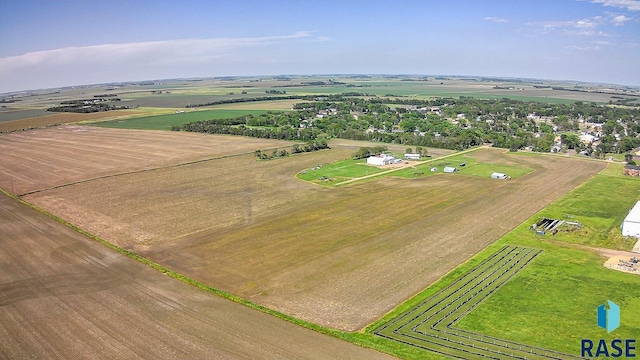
(623, 201, 640, 238)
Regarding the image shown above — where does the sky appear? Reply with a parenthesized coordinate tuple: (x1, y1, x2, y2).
(1, 0, 639, 93)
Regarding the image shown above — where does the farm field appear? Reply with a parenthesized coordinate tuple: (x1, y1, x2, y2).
(369, 162, 640, 358)
(0, 110, 140, 133)
(2, 127, 606, 331)
(0, 126, 294, 195)
(93, 109, 272, 130)
(374, 246, 582, 359)
(0, 191, 393, 360)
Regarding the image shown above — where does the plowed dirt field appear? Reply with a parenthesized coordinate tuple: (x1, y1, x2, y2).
(0, 192, 394, 359)
(1, 127, 606, 331)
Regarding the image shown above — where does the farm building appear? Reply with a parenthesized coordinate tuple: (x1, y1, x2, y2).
(404, 153, 420, 160)
(443, 166, 458, 173)
(491, 172, 509, 179)
(430, 167, 438, 172)
(623, 201, 640, 238)
(624, 165, 640, 177)
(366, 154, 396, 166)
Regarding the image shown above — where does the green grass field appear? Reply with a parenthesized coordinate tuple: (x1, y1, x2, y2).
(297, 159, 388, 185)
(391, 154, 533, 179)
(517, 162, 639, 250)
(367, 160, 640, 359)
(297, 152, 534, 187)
(90, 109, 271, 130)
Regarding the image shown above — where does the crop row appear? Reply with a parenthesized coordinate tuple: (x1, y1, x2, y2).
(374, 246, 582, 359)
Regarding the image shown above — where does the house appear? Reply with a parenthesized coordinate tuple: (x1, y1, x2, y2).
(366, 154, 396, 166)
(404, 153, 420, 160)
(579, 134, 595, 144)
(491, 172, 509, 179)
(624, 165, 640, 177)
(622, 201, 640, 238)
(443, 166, 458, 173)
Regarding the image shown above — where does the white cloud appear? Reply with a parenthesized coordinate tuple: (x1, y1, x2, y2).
(0, 32, 315, 71)
(611, 14, 632, 25)
(484, 16, 509, 23)
(526, 15, 623, 36)
(528, 17, 603, 31)
(591, 0, 640, 11)
(0, 32, 324, 92)
(565, 44, 602, 51)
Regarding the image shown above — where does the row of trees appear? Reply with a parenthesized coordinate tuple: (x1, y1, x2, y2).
(175, 94, 640, 156)
(176, 117, 321, 141)
(352, 146, 389, 159)
(254, 140, 330, 160)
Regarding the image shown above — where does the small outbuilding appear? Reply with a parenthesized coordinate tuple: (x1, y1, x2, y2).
(622, 201, 640, 238)
(404, 153, 421, 160)
(624, 165, 640, 177)
(430, 167, 438, 172)
(491, 172, 509, 179)
(443, 166, 458, 173)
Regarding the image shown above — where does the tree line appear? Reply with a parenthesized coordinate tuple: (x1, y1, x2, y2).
(174, 95, 640, 157)
(254, 140, 330, 160)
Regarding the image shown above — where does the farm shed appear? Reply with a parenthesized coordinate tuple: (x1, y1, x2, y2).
(443, 166, 457, 173)
(624, 165, 640, 177)
(404, 153, 420, 160)
(430, 167, 438, 172)
(366, 154, 396, 166)
(491, 172, 508, 179)
(622, 201, 640, 238)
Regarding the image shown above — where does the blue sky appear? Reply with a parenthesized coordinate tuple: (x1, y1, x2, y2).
(1, 0, 639, 93)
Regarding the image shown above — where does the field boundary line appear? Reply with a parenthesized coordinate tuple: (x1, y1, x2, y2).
(17, 149, 283, 197)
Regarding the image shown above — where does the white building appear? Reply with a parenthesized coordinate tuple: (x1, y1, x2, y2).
(404, 153, 420, 160)
(443, 166, 458, 173)
(491, 172, 508, 179)
(366, 154, 396, 166)
(623, 201, 640, 238)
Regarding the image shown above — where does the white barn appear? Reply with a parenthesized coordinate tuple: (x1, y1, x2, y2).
(366, 154, 396, 166)
(623, 201, 640, 238)
(491, 172, 508, 179)
(443, 166, 458, 173)
(404, 153, 420, 160)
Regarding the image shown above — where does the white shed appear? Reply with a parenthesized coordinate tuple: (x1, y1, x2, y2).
(443, 166, 457, 173)
(622, 201, 640, 238)
(404, 153, 421, 160)
(491, 172, 508, 179)
(366, 154, 396, 166)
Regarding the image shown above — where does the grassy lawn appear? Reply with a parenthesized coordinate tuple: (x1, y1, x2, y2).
(523, 162, 639, 250)
(298, 153, 534, 187)
(297, 159, 388, 185)
(367, 161, 640, 358)
(391, 154, 533, 179)
(91, 109, 271, 130)
(455, 242, 640, 354)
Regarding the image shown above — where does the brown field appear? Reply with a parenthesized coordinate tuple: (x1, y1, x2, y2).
(0, 125, 294, 195)
(0, 192, 393, 359)
(0, 110, 141, 133)
(1, 127, 606, 331)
